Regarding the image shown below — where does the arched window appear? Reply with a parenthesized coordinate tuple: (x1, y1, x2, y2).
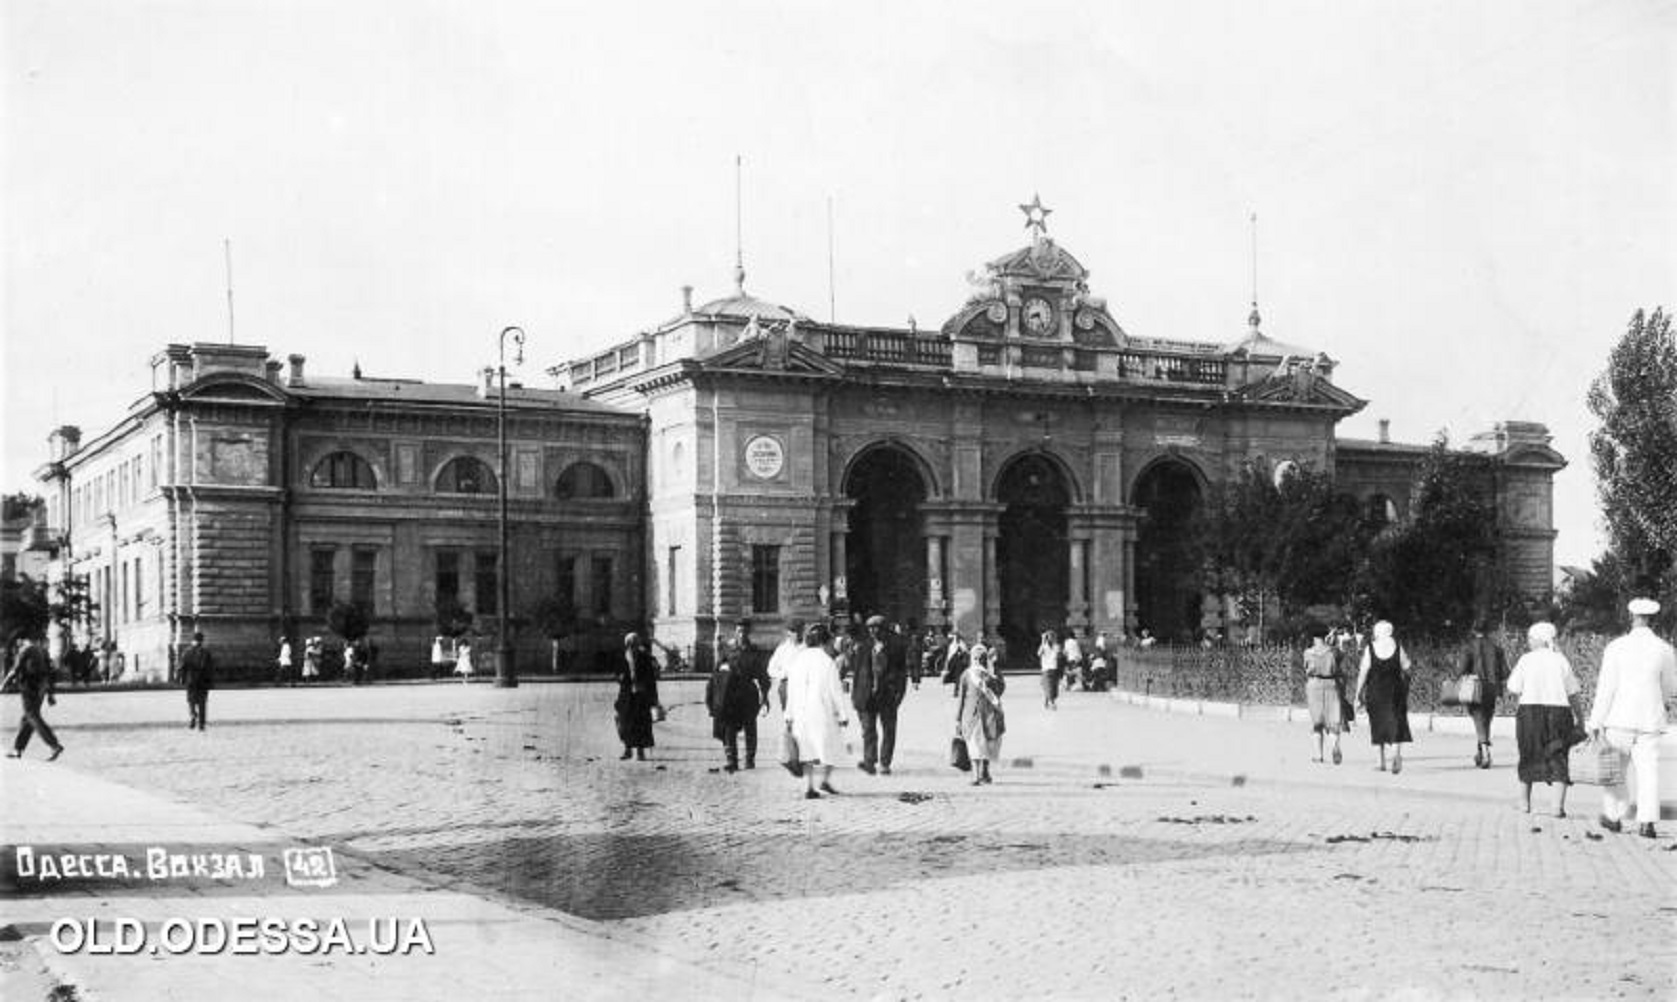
(1366, 493, 1399, 526)
(554, 461, 615, 499)
(311, 451, 377, 490)
(437, 457, 497, 495)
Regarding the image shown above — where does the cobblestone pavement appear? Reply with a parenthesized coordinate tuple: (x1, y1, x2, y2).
(5, 680, 1675, 1000)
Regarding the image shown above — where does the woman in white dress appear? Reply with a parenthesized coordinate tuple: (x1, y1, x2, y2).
(455, 639, 475, 683)
(783, 622, 850, 799)
(956, 643, 1006, 785)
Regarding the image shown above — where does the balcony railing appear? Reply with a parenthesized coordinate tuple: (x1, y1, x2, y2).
(824, 330, 953, 367)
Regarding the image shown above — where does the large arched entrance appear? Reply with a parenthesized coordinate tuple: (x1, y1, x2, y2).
(844, 446, 928, 627)
(1132, 459, 1204, 642)
(996, 453, 1071, 663)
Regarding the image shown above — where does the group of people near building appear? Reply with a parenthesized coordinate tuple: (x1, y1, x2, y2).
(1300, 599, 1677, 839)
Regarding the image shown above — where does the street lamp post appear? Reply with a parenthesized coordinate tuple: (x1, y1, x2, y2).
(496, 325, 525, 689)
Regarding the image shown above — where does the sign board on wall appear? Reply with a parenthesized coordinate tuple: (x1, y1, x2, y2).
(742, 434, 786, 481)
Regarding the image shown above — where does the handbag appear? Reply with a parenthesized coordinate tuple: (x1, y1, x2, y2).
(1439, 675, 1482, 707)
(1569, 738, 1625, 787)
(778, 725, 803, 777)
(949, 735, 972, 772)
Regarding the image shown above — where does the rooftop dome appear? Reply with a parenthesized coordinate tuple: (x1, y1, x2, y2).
(692, 291, 809, 323)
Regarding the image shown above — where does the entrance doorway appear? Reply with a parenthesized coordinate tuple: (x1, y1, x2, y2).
(1132, 459, 1203, 642)
(844, 446, 927, 627)
(996, 453, 1071, 665)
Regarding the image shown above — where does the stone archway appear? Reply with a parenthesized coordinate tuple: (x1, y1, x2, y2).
(996, 452, 1072, 661)
(1131, 458, 1204, 642)
(843, 446, 928, 626)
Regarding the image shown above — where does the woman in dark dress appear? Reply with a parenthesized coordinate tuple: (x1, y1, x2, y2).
(615, 633, 658, 761)
(1355, 620, 1413, 774)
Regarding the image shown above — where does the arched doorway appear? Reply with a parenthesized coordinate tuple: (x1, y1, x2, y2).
(1132, 459, 1203, 642)
(844, 446, 928, 627)
(996, 453, 1071, 663)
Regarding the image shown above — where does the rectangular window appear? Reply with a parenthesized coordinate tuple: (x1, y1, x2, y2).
(475, 550, 499, 616)
(150, 435, 162, 489)
(133, 555, 144, 618)
(309, 548, 337, 615)
(435, 550, 460, 604)
(752, 544, 781, 614)
(119, 560, 129, 622)
(666, 546, 680, 616)
(591, 556, 613, 618)
(555, 554, 575, 613)
(351, 549, 377, 612)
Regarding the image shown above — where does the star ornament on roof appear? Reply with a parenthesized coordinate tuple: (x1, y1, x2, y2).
(1019, 193, 1052, 237)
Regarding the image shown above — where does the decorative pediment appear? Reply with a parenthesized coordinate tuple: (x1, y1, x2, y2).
(701, 327, 847, 377)
(987, 238, 1089, 284)
(1233, 367, 1365, 412)
(177, 374, 289, 404)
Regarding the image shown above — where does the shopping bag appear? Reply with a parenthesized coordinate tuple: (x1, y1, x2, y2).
(949, 736, 971, 772)
(1456, 675, 1484, 706)
(779, 726, 803, 777)
(1569, 739, 1625, 787)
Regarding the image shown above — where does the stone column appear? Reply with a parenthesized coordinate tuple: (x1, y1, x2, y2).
(1067, 536, 1089, 630)
(983, 528, 1001, 640)
(925, 535, 947, 627)
(1123, 537, 1138, 632)
(830, 529, 848, 615)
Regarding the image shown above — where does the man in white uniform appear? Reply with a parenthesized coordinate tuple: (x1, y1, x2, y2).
(1587, 597, 1677, 838)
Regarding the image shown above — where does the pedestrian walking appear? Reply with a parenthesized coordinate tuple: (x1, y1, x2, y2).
(1302, 626, 1345, 764)
(1458, 619, 1509, 768)
(178, 632, 215, 731)
(1505, 621, 1583, 817)
(302, 636, 322, 681)
(853, 615, 908, 775)
(276, 636, 294, 686)
(454, 639, 475, 682)
(783, 622, 849, 799)
(430, 635, 450, 679)
(1354, 620, 1412, 773)
(614, 633, 658, 761)
(941, 631, 969, 691)
(955, 642, 1005, 785)
(707, 619, 769, 771)
(1062, 629, 1085, 690)
(4, 634, 64, 761)
(766, 620, 803, 713)
(1037, 630, 1063, 709)
(1586, 597, 1677, 838)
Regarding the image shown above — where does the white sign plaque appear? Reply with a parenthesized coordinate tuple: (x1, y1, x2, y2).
(743, 435, 785, 480)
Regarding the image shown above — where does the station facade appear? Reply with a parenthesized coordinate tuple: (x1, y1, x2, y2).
(557, 212, 1564, 665)
(28, 207, 1564, 674)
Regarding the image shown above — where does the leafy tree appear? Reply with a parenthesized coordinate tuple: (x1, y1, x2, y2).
(2, 493, 43, 523)
(326, 600, 370, 642)
(526, 594, 576, 639)
(0, 574, 51, 643)
(1192, 463, 1368, 638)
(49, 573, 98, 639)
(433, 595, 473, 639)
(1556, 551, 1633, 634)
(1358, 438, 1503, 637)
(1587, 307, 1677, 617)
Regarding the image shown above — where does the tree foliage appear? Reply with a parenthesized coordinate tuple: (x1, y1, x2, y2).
(1, 574, 50, 643)
(1359, 439, 1503, 637)
(326, 599, 370, 642)
(1192, 463, 1369, 633)
(1587, 306, 1677, 611)
(433, 595, 473, 638)
(49, 574, 98, 637)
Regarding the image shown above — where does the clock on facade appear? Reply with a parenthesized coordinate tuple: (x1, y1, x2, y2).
(1022, 296, 1055, 336)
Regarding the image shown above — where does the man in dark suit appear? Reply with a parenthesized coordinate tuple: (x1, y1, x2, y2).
(179, 632, 215, 731)
(853, 615, 908, 775)
(5, 634, 64, 760)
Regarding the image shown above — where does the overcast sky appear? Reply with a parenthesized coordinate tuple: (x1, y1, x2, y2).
(4, 0, 1673, 571)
